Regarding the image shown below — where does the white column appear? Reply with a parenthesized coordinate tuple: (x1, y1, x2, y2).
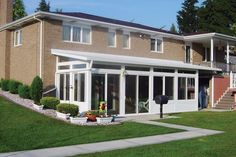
(149, 67, 154, 113)
(86, 70, 92, 110)
(195, 70, 199, 110)
(173, 69, 178, 113)
(210, 38, 214, 67)
(227, 41, 230, 64)
(119, 66, 125, 115)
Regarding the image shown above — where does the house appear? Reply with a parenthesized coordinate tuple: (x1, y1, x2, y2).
(1, 0, 236, 115)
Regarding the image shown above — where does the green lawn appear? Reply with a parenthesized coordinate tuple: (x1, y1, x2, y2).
(77, 111, 236, 157)
(0, 96, 180, 153)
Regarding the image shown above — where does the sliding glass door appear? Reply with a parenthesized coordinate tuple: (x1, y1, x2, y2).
(59, 73, 70, 101)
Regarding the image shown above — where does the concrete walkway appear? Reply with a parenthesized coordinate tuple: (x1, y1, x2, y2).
(0, 121, 223, 157)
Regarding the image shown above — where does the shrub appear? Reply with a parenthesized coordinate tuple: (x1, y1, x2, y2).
(9, 80, 22, 94)
(40, 97, 60, 110)
(57, 103, 78, 117)
(1, 79, 10, 91)
(30, 76, 43, 104)
(18, 85, 31, 99)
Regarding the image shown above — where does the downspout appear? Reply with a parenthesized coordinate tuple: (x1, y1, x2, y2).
(33, 16, 43, 78)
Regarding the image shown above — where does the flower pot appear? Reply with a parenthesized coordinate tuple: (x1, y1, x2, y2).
(33, 104, 44, 110)
(56, 111, 70, 120)
(86, 114, 97, 122)
(70, 117, 87, 124)
(96, 117, 113, 123)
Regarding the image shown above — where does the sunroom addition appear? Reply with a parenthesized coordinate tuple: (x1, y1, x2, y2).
(52, 49, 219, 115)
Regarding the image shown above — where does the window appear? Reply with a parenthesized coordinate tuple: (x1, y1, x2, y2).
(203, 47, 210, 62)
(74, 73, 85, 102)
(178, 77, 196, 100)
(185, 45, 191, 63)
(151, 38, 163, 52)
(123, 32, 130, 48)
(63, 24, 91, 44)
(108, 30, 116, 47)
(14, 30, 22, 46)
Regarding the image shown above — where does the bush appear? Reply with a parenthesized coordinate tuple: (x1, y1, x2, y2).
(30, 76, 43, 104)
(18, 85, 31, 99)
(57, 103, 78, 117)
(1, 79, 10, 91)
(0, 79, 2, 88)
(40, 97, 60, 110)
(9, 80, 22, 94)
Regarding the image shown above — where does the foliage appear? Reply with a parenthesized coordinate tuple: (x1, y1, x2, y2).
(198, 0, 236, 35)
(35, 0, 50, 12)
(9, 80, 22, 94)
(0, 79, 2, 88)
(55, 8, 63, 13)
(87, 110, 99, 116)
(18, 85, 31, 99)
(177, 0, 199, 34)
(57, 103, 78, 117)
(170, 23, 178, 33)
(1, 80, 10, 91)
(13, 0, 27, 21)
(30, 76, 43, 104)
(40, 97, 60, 110)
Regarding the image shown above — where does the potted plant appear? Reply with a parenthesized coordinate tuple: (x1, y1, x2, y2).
(56, 103, 78, 120)
(70, 113, 88, 124)
(96, 102, 113, 123)
(86, 110, 99, 122)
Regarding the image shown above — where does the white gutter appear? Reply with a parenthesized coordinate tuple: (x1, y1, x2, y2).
(33, 16, 43, 78)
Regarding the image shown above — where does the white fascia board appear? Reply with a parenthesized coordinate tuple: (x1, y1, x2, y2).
(184, 33, 215, 41)
(51, 49, 221, 71)
(0, 12, 41, 31)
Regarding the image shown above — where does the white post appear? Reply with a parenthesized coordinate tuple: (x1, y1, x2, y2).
(149, 67, 154, 113)
(210, 38, 214, 67)
(195, 70, 199, 110)
(120, 66, 125, 115)
(227, 41, 230, 72)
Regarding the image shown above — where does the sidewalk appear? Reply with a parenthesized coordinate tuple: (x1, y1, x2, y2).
(0, 121, 223, 157)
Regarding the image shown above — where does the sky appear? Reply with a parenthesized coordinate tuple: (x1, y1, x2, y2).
(23, 0, 204, 30)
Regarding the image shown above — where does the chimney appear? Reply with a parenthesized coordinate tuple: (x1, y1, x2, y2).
(0, 0, 13, 26)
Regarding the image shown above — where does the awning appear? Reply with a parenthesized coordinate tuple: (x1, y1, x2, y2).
(51, 49, 221, 71)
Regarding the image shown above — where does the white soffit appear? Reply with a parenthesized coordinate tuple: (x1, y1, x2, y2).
(51, 49, 221, 71)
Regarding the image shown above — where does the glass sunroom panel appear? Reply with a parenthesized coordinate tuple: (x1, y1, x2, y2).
(92, 74, 105, 110)
(165, 77, 174, 100)
(74, 73, 85, 102)
(138, 76, 149, 113)
(107, 74, 120, 114)
(125, 75, 136, 114)
(187, 78, 195, 99)
(153, 77, 163, 98)
(178, 77, 186, 100)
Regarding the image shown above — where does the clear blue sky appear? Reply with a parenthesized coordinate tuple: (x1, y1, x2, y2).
(23, 0, 204, 30)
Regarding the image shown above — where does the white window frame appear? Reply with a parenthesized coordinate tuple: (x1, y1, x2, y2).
(123, 31, 130, 49)
(185, 43, 192, 63)
(150, 37, 163, 53)
(63, 23, 92, 45)
(14, 29, 22, 47)
(108, 29, 116, 47)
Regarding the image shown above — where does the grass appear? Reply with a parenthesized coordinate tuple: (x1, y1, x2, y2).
(0, 96, 181, 153)
(76, 111, 236, 157)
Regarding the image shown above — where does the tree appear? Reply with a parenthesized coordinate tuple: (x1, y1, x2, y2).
(177, 0, 199, 34)
(198, 0, 236, 35)
(30, 76, 43, 104)
(170, 23, 177, 33)
(36, 0, 50, 12)
(55, 8, 63, 13)
(13, 0, 27, 20)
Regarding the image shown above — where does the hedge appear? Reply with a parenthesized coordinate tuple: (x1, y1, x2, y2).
(1, 79, 10, 91)
(9, 80, 22, 94)
(30, 76, 43, 104)
(18, 85, 31, 99)
(40, 97, 60, 110)
(57, 103, 78, 117)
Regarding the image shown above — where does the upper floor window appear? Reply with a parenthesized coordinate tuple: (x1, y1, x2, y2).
(108, 30, 116, 47)
(123, 32, 130, 49)
(151, 38, 163, 53)
(63, 24, 91, 44)
(14, 30, 22, 46)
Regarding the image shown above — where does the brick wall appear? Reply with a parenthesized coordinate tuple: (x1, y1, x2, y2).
(213, 75, 230, 103)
